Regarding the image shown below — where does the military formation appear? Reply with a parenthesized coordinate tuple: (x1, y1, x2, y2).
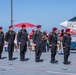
(0, 24, 71, 65)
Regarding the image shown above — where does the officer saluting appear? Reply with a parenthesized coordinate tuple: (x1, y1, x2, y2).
(62, 28, 71, 65)
(17, 24, 28, 61)
(5, 26, 16, 60)
(0, 27, 4, 59)
(33, 25, 43, 62)
(49, 27, 58, 64)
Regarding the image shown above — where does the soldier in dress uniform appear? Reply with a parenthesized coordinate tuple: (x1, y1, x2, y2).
(17, 24, 28, 61)
(5, 26, 16, 60)
(0, 27, 4, 59)
(62, 28, 71, 65)
(33, 25, 43, 62)
(49, 27, 58, 64)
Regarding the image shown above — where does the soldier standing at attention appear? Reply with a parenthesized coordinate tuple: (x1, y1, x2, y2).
(0, 27, 4, 59)
(33, 25, 43, 62)
(5, 26, 16, 60)
(49, 27, 58, 64)
(17, 24, 28, 61)
(62, 28, 71, 65)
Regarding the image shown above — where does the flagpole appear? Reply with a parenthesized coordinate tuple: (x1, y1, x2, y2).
(11, 0, 13, 26)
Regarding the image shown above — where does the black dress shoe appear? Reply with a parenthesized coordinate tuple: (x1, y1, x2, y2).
(50, 61, 54, 63)
(9, 58, 12, 61)
(50, 60, 58, 64)
(63, 61, 71, 65)
(23, 59, 27, 61)
(54, 60, 58, 63)
(38, 59, 43, 62)
(20, 59, 24, 61)
(68, 61, 71, 64)
(35, 60, 39, 62)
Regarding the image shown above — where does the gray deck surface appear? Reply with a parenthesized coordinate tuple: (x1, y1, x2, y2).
(0, 50, 76, 75)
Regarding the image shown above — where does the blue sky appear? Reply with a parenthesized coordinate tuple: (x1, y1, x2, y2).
(0, 0, 76, 33)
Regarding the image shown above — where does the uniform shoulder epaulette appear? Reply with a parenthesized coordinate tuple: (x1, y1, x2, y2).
(40, 31, 42, 34)
(1, 32, 4, 36)
(1, 31, 4, 34)
(25, 30, 28, 34)
(36, 30, 39, 34)
(36, 30, 38, 32)
(19, 30, 22, 32)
